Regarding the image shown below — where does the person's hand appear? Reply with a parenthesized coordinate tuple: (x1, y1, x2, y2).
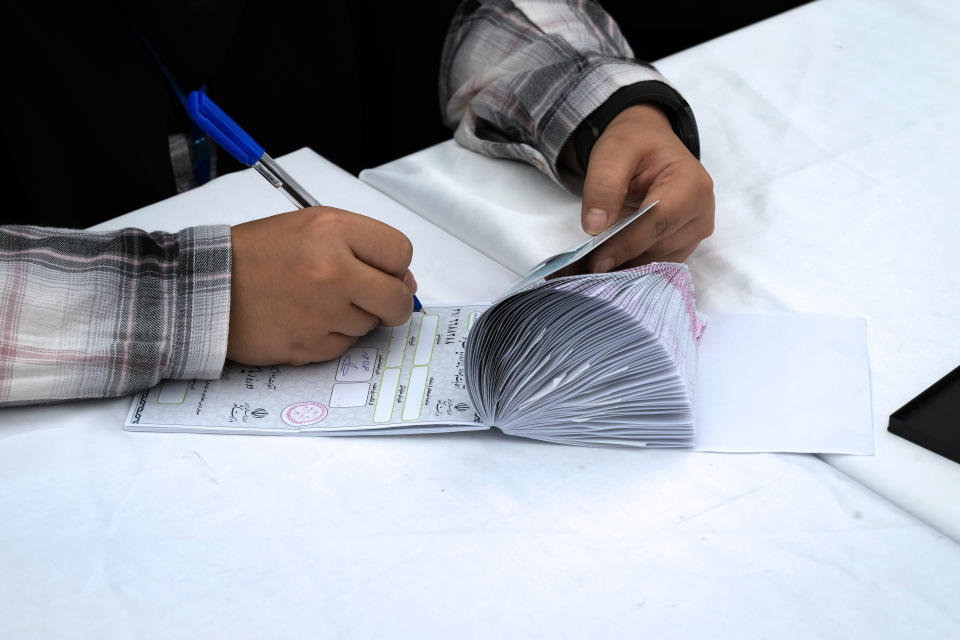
(575, 103, 715, 272)
(227, 207, 417, 366)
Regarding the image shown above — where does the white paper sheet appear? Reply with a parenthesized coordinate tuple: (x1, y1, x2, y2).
(697, 314, 873, 454)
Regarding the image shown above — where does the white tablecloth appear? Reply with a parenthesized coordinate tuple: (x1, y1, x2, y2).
(2, 149, 958, 638)
(362, 0, 960, 541)
(2, 0, 960, 636)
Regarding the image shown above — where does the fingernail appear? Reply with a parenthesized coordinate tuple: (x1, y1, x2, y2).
(593, 257, 616, 273)
(403, 270, 418, 293)
(584, 208, 608, 234)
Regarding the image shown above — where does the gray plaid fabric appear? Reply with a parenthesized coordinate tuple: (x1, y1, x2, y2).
(0, 226, 231, 405)
(442, 0, 680, 189)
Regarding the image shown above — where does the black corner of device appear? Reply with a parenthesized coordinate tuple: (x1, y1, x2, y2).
(888, 365, 960, 464)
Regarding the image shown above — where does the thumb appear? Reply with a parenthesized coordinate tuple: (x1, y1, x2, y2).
(581, 140, 635, 235)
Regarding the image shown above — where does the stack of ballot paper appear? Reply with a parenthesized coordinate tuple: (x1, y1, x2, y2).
(468, 264, 703, 446)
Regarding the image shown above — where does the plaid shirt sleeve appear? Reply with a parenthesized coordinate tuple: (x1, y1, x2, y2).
(441, 0, 698, 189)
(0, 224, 231, 406)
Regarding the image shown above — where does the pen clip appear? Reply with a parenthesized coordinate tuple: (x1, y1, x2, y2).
(187, 91, 265, 166)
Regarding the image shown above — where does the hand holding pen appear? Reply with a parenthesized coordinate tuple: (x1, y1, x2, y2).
(186, 91, 421, 366)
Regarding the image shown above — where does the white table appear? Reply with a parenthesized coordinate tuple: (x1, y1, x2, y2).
(2, 150, 958, 638)
(2, 0, 960, 637)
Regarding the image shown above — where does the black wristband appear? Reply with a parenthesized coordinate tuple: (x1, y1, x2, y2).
(572, 80, 700, 173)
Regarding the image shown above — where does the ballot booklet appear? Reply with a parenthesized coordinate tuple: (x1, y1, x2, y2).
(126, 262, 703, 447)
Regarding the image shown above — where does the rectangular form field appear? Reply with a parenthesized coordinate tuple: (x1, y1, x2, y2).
(374, 368, 401, 423)
(385, 319, 410, 368)
(330, 383, 370, 408)
(336, 347, 377, 382)
(402, 366, 430, 421)
(157, 381, 189, 404)
(413, 315, 439, 366)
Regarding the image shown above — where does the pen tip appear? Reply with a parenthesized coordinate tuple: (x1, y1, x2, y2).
(413, 295, 423, 313)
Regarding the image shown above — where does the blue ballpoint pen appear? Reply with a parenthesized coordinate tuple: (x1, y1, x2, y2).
(186, 90, 422, 312)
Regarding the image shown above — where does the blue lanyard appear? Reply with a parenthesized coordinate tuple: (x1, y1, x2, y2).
(136, 30, 211, 185)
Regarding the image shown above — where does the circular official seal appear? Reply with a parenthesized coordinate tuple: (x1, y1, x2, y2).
(281, 402, 328, 427)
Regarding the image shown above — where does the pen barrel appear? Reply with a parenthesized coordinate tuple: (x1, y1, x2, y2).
(256, 154, 321, 209)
